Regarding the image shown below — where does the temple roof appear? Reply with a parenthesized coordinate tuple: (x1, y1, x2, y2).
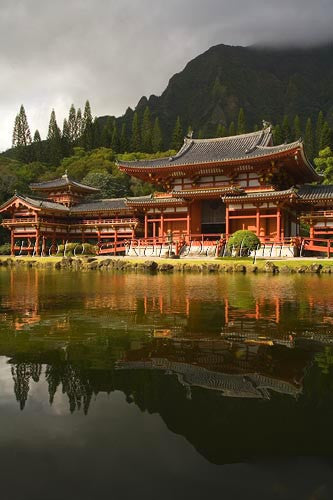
(125, 194, 186, 206)
(298, 184, 333, 201)
(71, 198, 129, 213)
(30, 174, 99, 193)
(223, 188, 298, 203)
(118, 127, 320, 183)
(0, 194, 70, 213)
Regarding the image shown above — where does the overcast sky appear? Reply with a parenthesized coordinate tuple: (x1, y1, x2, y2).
(1, 0, 332, 152)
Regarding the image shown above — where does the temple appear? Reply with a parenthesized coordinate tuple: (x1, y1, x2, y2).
(2, 125, 333, 256)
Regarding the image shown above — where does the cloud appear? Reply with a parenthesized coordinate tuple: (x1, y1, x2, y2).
(0, 0, 332, 151)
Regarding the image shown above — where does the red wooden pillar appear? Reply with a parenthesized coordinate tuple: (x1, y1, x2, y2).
(144, 213, 148, 239)
(186, 211, 190, 237)
(160, 211, 164, 241)
(114, 230, 117, 255)
(276, 206, 281, 242)
(42, 236, 46, 256)
(10, 230, 14, 256)
(225, 205, 230, 239)
(309, 222, 314, 240)
(35, 229, 40, 256)
(256, 207, 260, 237)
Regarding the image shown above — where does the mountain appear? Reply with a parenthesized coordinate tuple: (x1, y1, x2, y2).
(109, 43, 333, 141)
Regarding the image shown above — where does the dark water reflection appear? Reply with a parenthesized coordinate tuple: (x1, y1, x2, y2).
(1, 268, 333, 499)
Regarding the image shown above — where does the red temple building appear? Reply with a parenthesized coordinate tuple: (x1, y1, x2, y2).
(2, 126, 333, 256)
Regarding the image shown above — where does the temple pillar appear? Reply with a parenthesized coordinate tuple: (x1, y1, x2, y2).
(114, 230, 118, 255)
(144, 213, 148, 239)
(225, 205, 230, 238)
(35, 230, 40, 256)
(42, 236, 46, 256)
(186, 211, 190, 237)
(276, 206, 281, 241)
(160, 211, 164, 240)
(310, 221, 314, 240)
(256, 207, 260, 237)
(10, 230, 14, 256)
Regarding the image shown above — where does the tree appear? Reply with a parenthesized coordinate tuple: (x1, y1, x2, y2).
(216, 124, 227, 137)
(111, 123, 120, 153)
(92, 118, 102, 148)
(293, 115, 302, 140)
(81, 170, 131, 198)
(47, 109, 62, 165)
(81, 100, 94, 151)
(119, 123, 127, 153)
(141, 107, 152, 152)
(314, 147, 333, 184)
(68, 104, 77, 143)
(316, 111, 324, 154)
(320, 122, 333, 151)
(76, 108, 83, 139)
(131, 112, 141, 151)
(12, 105, 32, 147)
(171, 116, 183, 150)
(62, 119, 72, 158)
(237, 108, 246, 134)
(282, 115, 291, 142)
(304, 118, 314, 160)
(228, 121, 236, 136)
(273, 124, 284, 144)
(32, 129, 42, 162)
(151, 117, 163, 152)
(101, 117, 113, 148)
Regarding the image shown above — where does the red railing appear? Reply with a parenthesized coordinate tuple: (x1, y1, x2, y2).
(301, 237, 333, 257)
(79, 218, 139, 225)
(301, 211, 333, 218)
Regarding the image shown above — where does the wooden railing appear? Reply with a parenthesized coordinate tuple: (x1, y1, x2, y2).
(301, 237, 333, 257)
(2, 218, 36, 224)
(79, 218, 139, 225)
(300, 211, 333, 219)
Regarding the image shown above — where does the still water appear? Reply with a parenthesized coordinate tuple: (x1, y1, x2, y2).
(1, 268, 333, 499)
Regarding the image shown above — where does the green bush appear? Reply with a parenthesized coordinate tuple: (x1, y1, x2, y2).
(0, 243, 11, 255)
(227, 230, 260, 255)
(57, 242, 97, 256)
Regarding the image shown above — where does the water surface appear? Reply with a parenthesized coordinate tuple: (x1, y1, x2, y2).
(1, 268, 333, 499)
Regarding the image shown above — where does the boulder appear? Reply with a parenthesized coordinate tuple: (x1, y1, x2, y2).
(309, 263, 322, 273)
(264, 261, 279, 273)
(234, 264, 246, 273)
(158, 263, 174, 272)
(297, 265, 309, 273)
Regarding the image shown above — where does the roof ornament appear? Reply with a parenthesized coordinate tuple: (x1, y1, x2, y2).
(262, 120, 271, 129)
(186, 129, 194, 139)
(62, 169, 69, 179)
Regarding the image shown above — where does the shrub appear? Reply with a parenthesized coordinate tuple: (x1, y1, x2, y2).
(57, 242, 97, 256)
(0, 243, 11, 255)
(227, 230, 260, 256)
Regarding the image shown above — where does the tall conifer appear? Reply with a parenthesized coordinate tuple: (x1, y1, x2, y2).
(320, 122, 332, 151)
(151, 117, 163, 152)
(304, 118, 314, 160)
(81, 100, 94, 150)
(316, 111, 324, 153)
(119, 123, 127, 153)
(47, 109, 62, 165)
(68, 104, 77, 143)
(141, 107, 152, 152)
(12, 105, 32, 147)
(282, 115, 291, 142)
(171, 116, 183, 150)
(293, 115, 302, 140)
(237, 108, 246, 134)
(131, 112, 141, 151)
(111, 123, 120, 152)
(101, 117, 113, 148)
(273, 124, 284, 144)
(228, 121, 236, 136)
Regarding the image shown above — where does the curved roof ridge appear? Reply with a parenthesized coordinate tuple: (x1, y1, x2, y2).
(190, 127, 271, 144)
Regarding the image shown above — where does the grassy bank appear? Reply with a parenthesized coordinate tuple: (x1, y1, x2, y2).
(1, 255, 333, 274)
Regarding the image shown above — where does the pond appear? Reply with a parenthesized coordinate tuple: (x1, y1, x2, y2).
(0, 268, 333, 499)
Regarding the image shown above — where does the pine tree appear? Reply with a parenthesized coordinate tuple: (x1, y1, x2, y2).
(171, 116, 183, 150)
(119, 122, 127, 153)
(273, 124, 284, 144)
(76, 108, 83, 139)
(111, 123, 120, 152)
(92, 118, 102, 148)
(216, 123, 227, 137)
(316, 111, 324, 154)
(32, 129, 42, 162)
(81, 100, 94, 150)
(237, 108, 246, 134)
(320, 122, 332, 151)
(151, 117, 163, 152)
(282, 115, 291, 142)
(47, 110, 62, 165)
(304, 118, 314, 160)
(101, 117, 113, 148)
(141, 107, 152, 152)
(293, 115, 302, 140)
(131, 112, 141, 151)
(68, 104, 77, 143)
(62, 119, 71, 157)
(228, 121, 236, 136)
(12, 105, 32, 147)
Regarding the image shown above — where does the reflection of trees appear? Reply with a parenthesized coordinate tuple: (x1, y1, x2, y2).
(11, 363, 42, 410)
(45, 363, 94, 414)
